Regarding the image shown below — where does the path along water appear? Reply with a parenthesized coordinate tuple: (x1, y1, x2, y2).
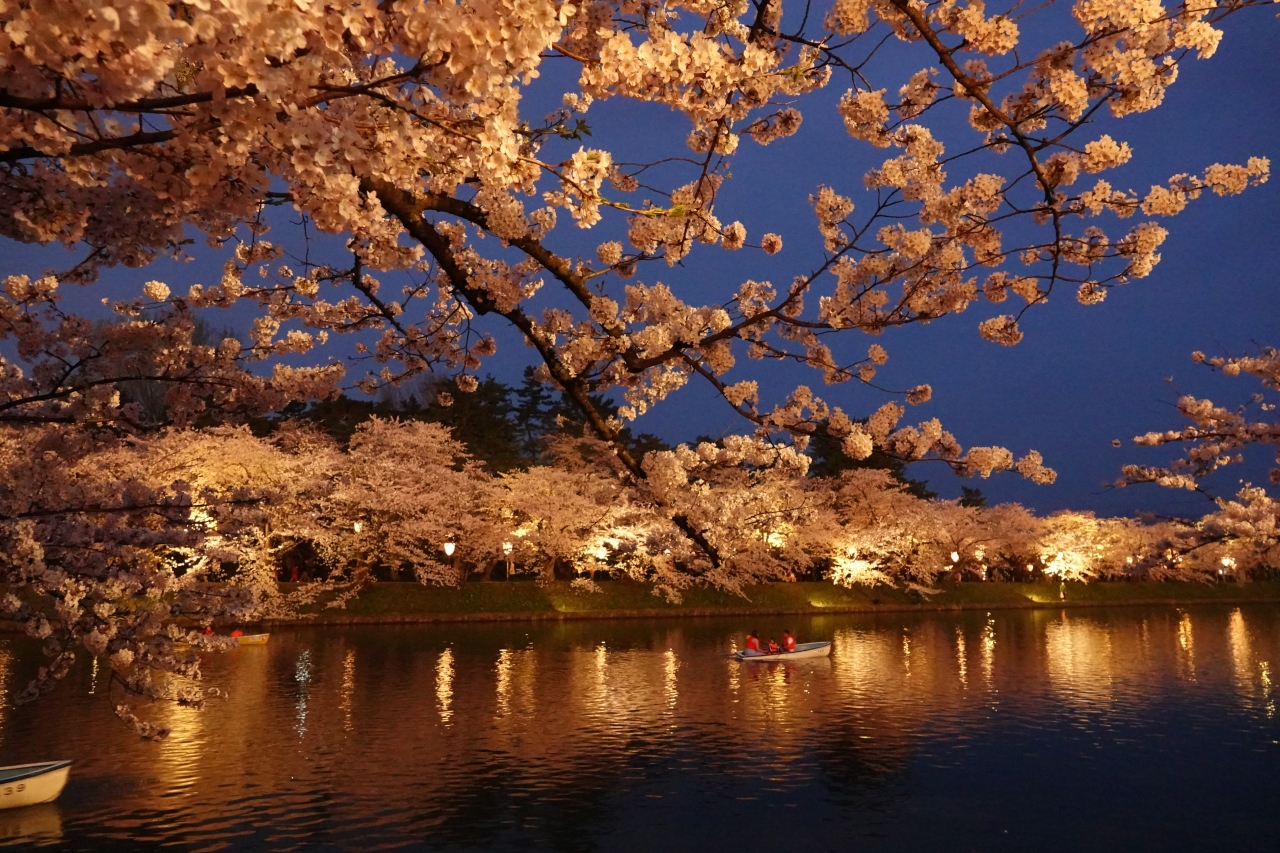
(1, 605, 1278, 851)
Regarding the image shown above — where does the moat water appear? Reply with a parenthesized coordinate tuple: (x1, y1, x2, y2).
(1, 605, 1278, 851)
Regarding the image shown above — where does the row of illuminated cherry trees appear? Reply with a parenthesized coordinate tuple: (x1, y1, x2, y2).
(11, 405, 1276, 606)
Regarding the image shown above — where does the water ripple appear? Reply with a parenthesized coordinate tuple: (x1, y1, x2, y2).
(1, 606, 1278, 850)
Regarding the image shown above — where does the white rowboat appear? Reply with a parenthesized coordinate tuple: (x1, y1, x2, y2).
(235, 633, 270, 646)
(734, 641, 831, 662)
(0, 761, 71, 810)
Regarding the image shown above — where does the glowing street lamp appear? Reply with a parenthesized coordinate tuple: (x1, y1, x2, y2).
(353, 521, 363, 534)
(502, 542, 513, 555)
(443, 542, 456, 557)
(950, 551, 960, 563)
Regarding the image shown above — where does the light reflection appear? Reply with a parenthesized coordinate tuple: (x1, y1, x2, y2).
(663, 649, 678, 712)
(339, 650, 356, 732)
(436, 647, 454, 724)
(495, 649, 512, 716)
(981, 614, 996, 686)
(955, 628, 967, 688)
(1261, 661, 1275, 719)
(1177, 612, 1196, 682)
(88, 656, 99, 695)
(1227, 609, 1254, 702)
(1046, 616, 1114, 706)
(157, 672, 208, 793)
(294, 650, 313, 738)
(902, 629, 912, 680)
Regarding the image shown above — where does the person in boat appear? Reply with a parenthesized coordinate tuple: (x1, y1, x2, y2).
(230, 629, 244, 638)
(745, 630, 762, 653)
(782, 630, 796, 652)
(201, 625, 214, 636)
(767, 638, 780, 654)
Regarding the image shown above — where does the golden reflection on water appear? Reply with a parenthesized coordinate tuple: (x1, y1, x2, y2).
(663, 649, 678, 714)
(955, 628, 968, 689)
(981, 614, 996, 687)
(1228, 608, 1254, 701)
(1045, 615, 1115, 707)
(1261, 661, 1275, 719)
(1177, 611, 1196, 682)
(436, 647, 454, 725)
(294, 649, 313, 737)
(340, 649, 356, 732)
(495, 648, 512, 716)
(157, 687, 207, 794)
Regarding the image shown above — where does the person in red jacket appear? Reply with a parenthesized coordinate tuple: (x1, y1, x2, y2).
(767, 638, 780, 654)
(783, 630, 796, 652)
(745, 630, 762, 652)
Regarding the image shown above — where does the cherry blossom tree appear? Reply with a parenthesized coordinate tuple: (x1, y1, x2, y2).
(325, 417, 500, 584)
(2, 0, 1271, 574)
(1119, 346, 1280, 579)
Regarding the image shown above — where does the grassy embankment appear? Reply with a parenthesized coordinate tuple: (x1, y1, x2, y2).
(269, 578, 1280, 624)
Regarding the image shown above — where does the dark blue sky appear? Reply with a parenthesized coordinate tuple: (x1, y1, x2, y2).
(3, 10, 1277, 519)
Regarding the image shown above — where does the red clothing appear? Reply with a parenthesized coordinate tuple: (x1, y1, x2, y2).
(746, 635, 761, 651)
(783, 635, 796, 651)
(767, 640, 779, 654)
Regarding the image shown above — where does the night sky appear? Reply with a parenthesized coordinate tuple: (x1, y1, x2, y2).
(3, 9, 1277, 520)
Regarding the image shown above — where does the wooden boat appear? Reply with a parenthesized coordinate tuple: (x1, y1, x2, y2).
(734, 641, 832, 662)
(0, 761, 71, 810)
(235, 633, 270, 646)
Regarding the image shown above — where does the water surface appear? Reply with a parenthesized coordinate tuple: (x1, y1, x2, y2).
(1, 605, 1278, 851)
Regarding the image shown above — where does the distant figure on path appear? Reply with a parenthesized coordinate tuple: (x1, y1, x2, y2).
(782, 630, 796, 652)
(745, 630, 761, 652)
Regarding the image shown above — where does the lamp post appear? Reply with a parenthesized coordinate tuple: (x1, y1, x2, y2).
(443, 541, 460, 583)
(502, 541, 513, 581)
(353, 521, 365, 583)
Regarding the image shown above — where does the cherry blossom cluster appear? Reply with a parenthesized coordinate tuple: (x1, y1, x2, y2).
(0, 0, 1273, 578)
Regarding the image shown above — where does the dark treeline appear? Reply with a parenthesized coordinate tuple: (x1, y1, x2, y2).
(269, 368, 671, 473)
(266, 369, 972, 503)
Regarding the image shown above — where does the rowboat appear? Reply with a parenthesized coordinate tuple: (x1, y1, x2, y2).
(0, 761, 71, 810)
(235, 633, 270, 646)
(734, 641, 831, 662)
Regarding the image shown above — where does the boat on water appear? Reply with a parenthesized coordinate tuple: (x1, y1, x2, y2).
(734, 641, 831, 662)
(235, 633, 270, 646)
(0, 761, 71, 810)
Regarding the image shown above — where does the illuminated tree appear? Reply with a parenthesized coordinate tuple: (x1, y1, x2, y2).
(0, 1, 1275, 727)
(1120, 346, 1280, 578)
(325, 417, 500, 583)
(1, 0, 1269, 569)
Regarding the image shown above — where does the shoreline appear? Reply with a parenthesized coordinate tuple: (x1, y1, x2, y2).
(254, 579, 1280, 627)
(7, 581, 1280, 633)
(256, 594, 1280, 627)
